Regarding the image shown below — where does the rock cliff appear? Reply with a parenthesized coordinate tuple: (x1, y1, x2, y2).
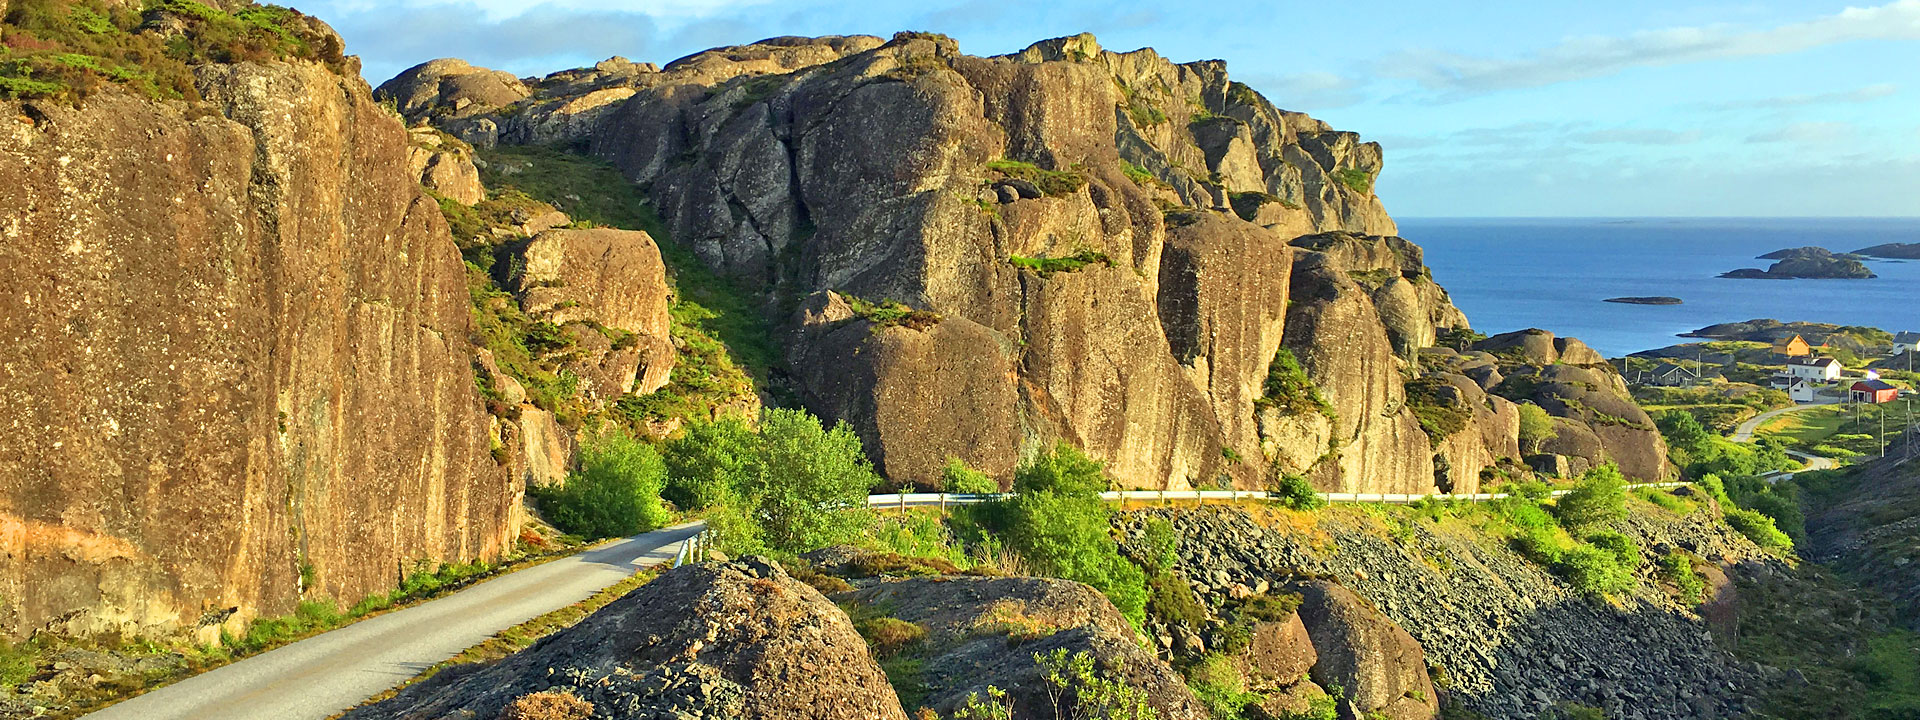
(384, 32, 1647, 496)
(0, 29, 520, 638)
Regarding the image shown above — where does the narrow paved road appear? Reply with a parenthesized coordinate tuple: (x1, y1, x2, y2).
(1732, 400, 1835, 442)
(84, 522, 704, 720)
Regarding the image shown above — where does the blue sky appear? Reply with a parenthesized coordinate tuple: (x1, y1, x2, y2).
(305, 0, 1920, 217)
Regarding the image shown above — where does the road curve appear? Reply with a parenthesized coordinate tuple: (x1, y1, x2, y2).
(83, 522, 705, 720)
(1733, 400, 1835, 442)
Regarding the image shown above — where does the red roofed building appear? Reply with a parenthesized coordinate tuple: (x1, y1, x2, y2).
(1851, 379, 1899, 404)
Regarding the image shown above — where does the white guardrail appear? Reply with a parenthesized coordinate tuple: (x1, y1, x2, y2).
(861, 482, 1693, 510)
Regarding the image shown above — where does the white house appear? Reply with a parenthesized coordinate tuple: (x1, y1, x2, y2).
(1895, 331, 1920, 354)
(1787, 356, 1842, 381)
(1785, 378, 1820, 403)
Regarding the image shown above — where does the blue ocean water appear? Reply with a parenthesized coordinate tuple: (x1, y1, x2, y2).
(1398, 217, 1920, 358)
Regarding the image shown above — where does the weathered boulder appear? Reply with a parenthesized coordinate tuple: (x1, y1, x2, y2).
(508, 228, 675, 396)
(0, 62, 518, 639)
(512, 406, 574, 488)
(838, 576, 1209, 720)
(1474, 329, 1560, 365)
(405, 127, 486, 204)
(1293, 580, 1438, 720)
(375, 57, 530, 122)
(348, 558, 907, 720)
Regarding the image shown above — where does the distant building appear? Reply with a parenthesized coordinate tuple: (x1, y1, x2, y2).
(1895, 331, 1920, 353)
(1851, 379, 1899, 404)
(1785, 378, 1820, 403)
(1647, 364, 1702, 387)
(1786, 356, 1842, 381)
(1773, 334, 1812, 357)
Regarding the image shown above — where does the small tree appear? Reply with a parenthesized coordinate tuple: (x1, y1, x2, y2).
(1554, 464, 1628, 530)
(1268, 472, 1326, 510)
(743, 408, 881, 553)
(662, 415, 761, 511)
(941, 456, 1001, 494)
(538, 431, 671, 539)
(1005, 444, 1147, 626)
(1517, 402, 1557, 454)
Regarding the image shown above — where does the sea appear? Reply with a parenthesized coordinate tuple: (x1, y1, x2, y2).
(1399, 217, 1920, 358)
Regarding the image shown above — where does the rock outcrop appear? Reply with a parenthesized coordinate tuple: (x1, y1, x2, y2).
(347, 558, 908, 720)
(1722, 247, 1875, 279)
(0, 59, 519, 639)
(1132, 505, 1770, 720)
(391, 32, 1453, 493)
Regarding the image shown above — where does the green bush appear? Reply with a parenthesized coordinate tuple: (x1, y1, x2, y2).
(533, 431, 671, 539)
(1558, 544, 1634, 595)
(1330, 168, 1374, 194)
(1583, 529, 1643, 569)
(1553, 464, 1628, 530)
(1034, 648, 1157, 720)
(1185, 653, 1258, 720)
(662, 415, 760, 511)
(1256, 348, 1333, 419)
(1725, 507, 1793, 551)
(1518, 403, 1557, 454)
(1010, 249, 1113, 275)
(1268, 472, 1326, 510)
(1660, 551, 1705, 604)
(942, 456, 1001, 494)
(1002, 444, 1147, 627)
(0, 639, 31, 688)
(733, 408, 881, 554)
(1405, 376, 1472, 446)
(846, 295, 942, 330)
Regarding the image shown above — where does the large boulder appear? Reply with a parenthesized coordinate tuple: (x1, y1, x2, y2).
(1293, 582, 1439, 720)
(405, 127, 485, 204)
(838, 576, 1209, 720)
(510, 228, 675, 395)
(375, 57, 531, 122)
(347, 558, 907, 720)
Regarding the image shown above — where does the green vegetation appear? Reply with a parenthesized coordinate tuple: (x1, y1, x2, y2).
(1470, 466, 1646, 596)
(698, 408, 881, 555)
(1035, 648, 1158, 720)
(1255, 348, 1334, 421)
(1329, 168, 1373, 195)
(846, 295, 943, 330)
(1010, 249, 1114, 275)
(941, 457, 1001, 494)
(1732, 557, 1920, 718)
(956, 444, 1148, 627)
(531, 430, 672, 540)
(1120, 160, 1159, 187)
(1655, 410, 1796, 480)
(987, 159, 1089, 197)
(1517, 403, 1557, 454)
(1226, 191, 1298, 222)
(0, 638, 30, 688)
(1116, 79, 1168, 128)
(0, 0, 345, 101)
(474, 145, 775, 425)
(1659, 551, 1704, 604)
(1552, 465, 1627, 530)
(1404, 376, 1471, 446)
(1185, 653, 1259, 719)
(1755, 402, 1916, 460)
(661, 415, 759, 511)
(1267, 473, 1326, 511)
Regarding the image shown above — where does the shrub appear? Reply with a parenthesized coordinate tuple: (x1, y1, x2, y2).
(942, 457, 1001, 494)
(1554, 465, 1628, 530)
(1034, 649, 1157, 720)
(1268, 472, 1326, 510)
(1405, 376, 1472, 446)
(1660, 551, 1705, 604)
(1256, 349, 1333, 422)
(0, 639, 31, 688)
(1003, 444, 1148, 627)
(1558, 544, 1634, 596)
(1517, 403, 1557, 453)
(1239, 592, 1304, 622)
(1146, 571, 1207, 629)
(500, 690, 594, 720)
(1185, 653, 1258, 720)
(1725, 507, 1793, 551)
(856, 617, 929, 657)
(733, 408, 882, 554)
(846, 295, 942, 330)
(662, 415, 761, 511)
(1583, 529, 1643, 569)
(534, 431, 670, 539)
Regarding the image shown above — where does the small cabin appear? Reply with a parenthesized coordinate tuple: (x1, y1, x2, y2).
(1895, 331, 1920, 354)
(1785, 378, 1820, 404)
(1773, 334, 1812, 357)
(1851, 379, 1899, 404)
(1786, 356, 1842, 381)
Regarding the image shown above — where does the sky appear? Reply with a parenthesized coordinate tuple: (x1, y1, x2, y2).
(300, 0, 1920, 217)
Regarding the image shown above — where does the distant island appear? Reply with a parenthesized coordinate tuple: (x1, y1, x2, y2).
(1855, 242, 1920, 259)
(1721, 246, 1875, 279)
(1605, 296, 1682, 305)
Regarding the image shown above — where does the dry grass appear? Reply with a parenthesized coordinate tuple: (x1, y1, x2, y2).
(499, 690, 593, 720)
(970, 600, 1060, 643)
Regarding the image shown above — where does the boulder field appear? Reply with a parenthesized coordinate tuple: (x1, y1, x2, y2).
(380, 32, 1662, 495)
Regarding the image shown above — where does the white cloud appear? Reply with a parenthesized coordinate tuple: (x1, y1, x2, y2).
(1747, 121, 1857, 144)
(1380, 1, 1920, 96)
(1705, 82, 1898, 110)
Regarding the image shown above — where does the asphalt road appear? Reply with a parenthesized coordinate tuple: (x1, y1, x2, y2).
(82, 522, 704, 720)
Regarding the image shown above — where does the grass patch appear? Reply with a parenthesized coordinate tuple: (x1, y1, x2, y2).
(845, 295, 942, 331)
(0, 0, 345, 101)
(1254, 348, 1334, 421)
(1405, 376, 1472, 446)
(986, 159, 1088, 197)
(1330, 168, 1374, 195)
(1010, 249, 1113, 276)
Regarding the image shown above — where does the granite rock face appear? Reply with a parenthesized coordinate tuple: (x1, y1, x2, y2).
(0, 61, 519, 639)
(348, 558, 908, 720)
